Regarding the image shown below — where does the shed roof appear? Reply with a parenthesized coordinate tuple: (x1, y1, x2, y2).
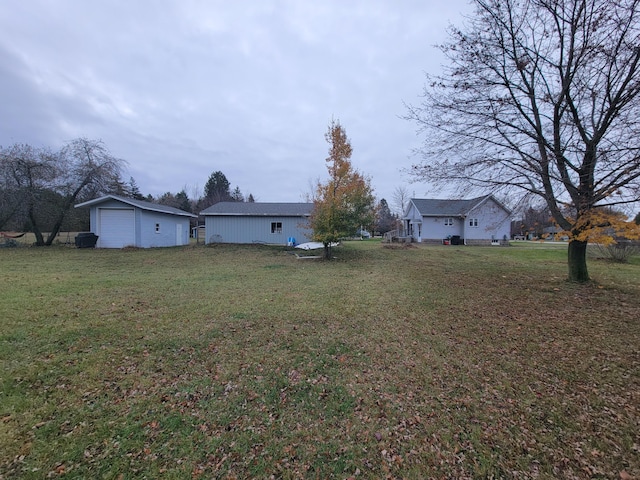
(75, 194, 197, 217)
(408, 195, 509, 217)
(200, 202, 314, 217)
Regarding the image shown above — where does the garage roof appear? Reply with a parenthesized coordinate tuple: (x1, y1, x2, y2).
(201, 202, 314, 217)
(75, 195, 197, 217)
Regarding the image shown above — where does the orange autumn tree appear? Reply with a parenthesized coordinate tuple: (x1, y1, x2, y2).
(557, 208, 640, 262)
(568, 209, 640, 246)
(310, 119, 374, 260)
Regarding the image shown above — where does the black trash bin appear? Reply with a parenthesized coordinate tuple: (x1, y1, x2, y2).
(75, 232, 99, 248)
(451, 235, 461, 245)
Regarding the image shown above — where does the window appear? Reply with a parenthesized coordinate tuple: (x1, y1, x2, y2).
(271, 222, 282, 234)
(444, 218, 454, 226)
(155, 223, 160, 233)
(469, 218, 478, 227)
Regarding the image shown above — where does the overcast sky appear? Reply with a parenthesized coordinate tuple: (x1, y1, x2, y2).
(1, 1, 473, 210)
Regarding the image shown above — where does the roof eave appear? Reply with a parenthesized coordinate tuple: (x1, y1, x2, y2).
(75, 194, 197, 217)
(201, 212, 311, 217)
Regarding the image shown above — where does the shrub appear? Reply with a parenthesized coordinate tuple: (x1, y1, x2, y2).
(590, 240, 640, 263)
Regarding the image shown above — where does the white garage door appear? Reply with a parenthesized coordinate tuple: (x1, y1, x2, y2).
(99, 208, 135, 248)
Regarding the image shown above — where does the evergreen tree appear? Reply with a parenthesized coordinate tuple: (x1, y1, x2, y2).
(375, 198, 396, 234)
(204, 171, 231, 205)
(230, 186, 244, 202)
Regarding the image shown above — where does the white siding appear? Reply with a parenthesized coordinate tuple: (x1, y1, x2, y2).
(405, 197, 511, 243)
(139, 211, 191, 247)
(86, 199, 193, 248)
(404, 203, 424, 242)
(464, 198, 511, 241)
(422, 217, 464, 240)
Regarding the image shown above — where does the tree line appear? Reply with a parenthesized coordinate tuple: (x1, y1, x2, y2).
(1, 129, 396, 250)
(0, 138, 257, 246)
(151, 170, 255, 216)
(512, 202, 640, 239)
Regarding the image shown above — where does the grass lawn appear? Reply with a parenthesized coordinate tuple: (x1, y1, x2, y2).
(1, 241, 638, 479)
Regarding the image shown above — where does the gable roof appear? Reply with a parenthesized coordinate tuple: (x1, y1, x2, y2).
(201, 202, 314, 216)
(75, 195, 197, 217)
(407, 195, 510, 217)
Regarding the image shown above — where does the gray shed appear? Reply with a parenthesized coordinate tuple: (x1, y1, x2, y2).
(75, 195, 197, 248)
(200, 202, 313, 245)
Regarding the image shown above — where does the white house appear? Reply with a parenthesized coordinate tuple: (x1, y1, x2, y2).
(200, 202, 313, 245)
(75, 195, 197, 248)
(403, 195, 512, 245)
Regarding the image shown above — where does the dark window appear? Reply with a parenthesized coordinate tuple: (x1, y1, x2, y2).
(271, 222, 282, 234)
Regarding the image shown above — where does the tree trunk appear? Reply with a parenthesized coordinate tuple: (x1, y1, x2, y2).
(45, 220, 63, 246)
(567, 240, 589, 282)
(28, 204, 45, 246)
(45, 209, 68, 246)
(323, 242, 332, 260)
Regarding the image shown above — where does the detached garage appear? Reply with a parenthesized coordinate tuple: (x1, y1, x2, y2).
(75, 195, 196, 248)
(200, 202, 313, 245)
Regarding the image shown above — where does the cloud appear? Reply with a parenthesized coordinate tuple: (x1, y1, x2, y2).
(0, 0, 473, 203)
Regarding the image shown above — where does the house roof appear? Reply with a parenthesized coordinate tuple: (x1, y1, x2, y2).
(75, 195, 197, 217)
(407, 195, 510, 217)
(200, 202, 314, 216)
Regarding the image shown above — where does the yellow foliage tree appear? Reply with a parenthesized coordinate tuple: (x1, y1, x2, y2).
(310, 119, 375, 259)
(563, 210, 640, 245)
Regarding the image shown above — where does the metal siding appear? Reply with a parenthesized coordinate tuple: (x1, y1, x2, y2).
(89, 207, 97, 233)
(205, 216, 312, 244)
(140, 211, 191, 247)
(83, 198, 193, 248)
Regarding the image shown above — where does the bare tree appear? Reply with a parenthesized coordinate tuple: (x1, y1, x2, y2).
(406, 0, 640, 282)
(0, 138, 125, 245)
(391, 186, 410, 216)
(0, 143, 58, 234)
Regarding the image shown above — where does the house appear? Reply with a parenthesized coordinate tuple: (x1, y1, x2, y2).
(200, 202, 314, 245)
(75, 195, 197, 248)
(543, 226, 568, 241)
(403, 195, 512, 245)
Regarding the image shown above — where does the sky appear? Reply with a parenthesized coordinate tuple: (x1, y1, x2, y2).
(0, 1, 474, 211)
